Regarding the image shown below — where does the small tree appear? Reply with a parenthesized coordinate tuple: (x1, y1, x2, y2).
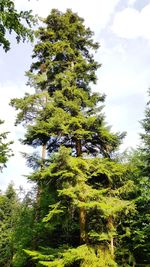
(0, 120, 13, 171)
(0, 183, 18, 266)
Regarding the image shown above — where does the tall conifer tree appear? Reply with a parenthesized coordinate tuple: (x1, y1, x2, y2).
(11, 9, 135, 267)
(128, 90, 150, 264)
(140, 89, 150, 176)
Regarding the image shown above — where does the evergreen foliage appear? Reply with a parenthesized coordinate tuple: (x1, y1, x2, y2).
(11, 9, 136, 267)
(0, 120, 13, 171)
(0, 183, 18, 266)
(11, 9, 124, 158)
(0, 0, 36, 52)
(128, 90, 150, 265)
(0, 5, 149, 267)
(0, 184, 35, 267)
(12, 190, 35, 267)
(140, 89, 150, 178)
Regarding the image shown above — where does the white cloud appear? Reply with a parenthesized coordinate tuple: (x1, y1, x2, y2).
(95, 40, 149, 153)
(112, 4, 150, 40)
(140, 4, 150, 40)
(128, 0, 137, 6)
(14, 0, 120, 35)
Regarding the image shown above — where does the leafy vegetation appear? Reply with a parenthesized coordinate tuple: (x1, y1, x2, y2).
(0, 120, 13, 171)
(0, 0, 36, 52)
(0, 7, 149, 267)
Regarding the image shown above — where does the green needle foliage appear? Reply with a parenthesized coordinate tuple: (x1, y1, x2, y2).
(0, 120, 13, 171)
(11, 9, 137, 267)
(0, 183, 18, 266)
(140, 89, 150, 178)
(126, 90, 150, 265)
(11, 9, 124, 156)
(0, 184, 35, 267)
(0, 0, 36, 52)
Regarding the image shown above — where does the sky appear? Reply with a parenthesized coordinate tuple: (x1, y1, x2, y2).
(1, 0, 150, 191)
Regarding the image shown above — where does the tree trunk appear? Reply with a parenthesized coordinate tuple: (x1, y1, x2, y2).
(80, 205, 86, 244)
(41, 143, 46, 167)
(35, 92, 48, 220)
(34, 142, 47, 224)
(33, 142, 47, 249)
(75, 139, 86, 244)
(32, 88, 48, 248)
(107, 216, 114, 257)
(76, 139, 82, 156)
(110, 235, 114, 257)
